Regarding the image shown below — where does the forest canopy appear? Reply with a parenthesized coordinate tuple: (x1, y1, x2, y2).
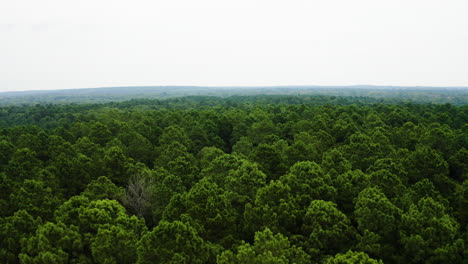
(0, 94, 466, 264)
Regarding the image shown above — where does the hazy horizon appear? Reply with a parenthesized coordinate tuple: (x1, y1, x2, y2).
(2, 84, 468, 94)
(2, 0, 468, 92)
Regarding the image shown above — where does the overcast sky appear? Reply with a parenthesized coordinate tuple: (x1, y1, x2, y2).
(1, 0, 467, 92)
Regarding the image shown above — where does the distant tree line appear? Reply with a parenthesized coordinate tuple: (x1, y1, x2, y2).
(0, 86, 466, 105)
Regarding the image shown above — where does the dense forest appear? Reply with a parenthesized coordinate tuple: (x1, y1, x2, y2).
(0, 94, 466, 264)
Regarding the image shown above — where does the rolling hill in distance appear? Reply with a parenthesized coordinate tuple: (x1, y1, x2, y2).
(0, 85, 467, 105)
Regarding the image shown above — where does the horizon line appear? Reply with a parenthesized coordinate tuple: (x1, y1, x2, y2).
(2, 84, 468, 94)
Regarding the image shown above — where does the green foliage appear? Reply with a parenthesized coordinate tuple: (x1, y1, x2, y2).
(286, 133, 320, 167)
(217, 228, 310, 264)
(197, 146, 225, 168)
(5, 148, 42, 182)
(0, 139, 14, 170)
(0, 95, 466, 264)
(102, 146, 134, 186)
(244, 180, 300, 236)
(406, 145, 449, 184)
(56, 198, 146, 237)
(448, 147, 468, 181)
(118, 131, 154, 166)
(150, 169, 186, 224)
(251, 143, 287, 180)
(324, 250, 383, 264)
(301, 200, 355, 257)
(322, 148, 352, 176)
(225, 159, 267, 200)
(91, 225, 138, 264)
(333, 170, 370, 214)
(89, 122, 112, 145)
(400, 197, 464, 263)
(0, 210, 42, 263)
(81, 176, 125, 201)
(369, 169, 406, 199)
(9, 179, 62, 220)
(19, 222, 84, 264)
(354, 187, 402, 262)
(355, 187, 401, 237)
(281, 161, 336, 207)
(163, 178, 238, 246)
(49, 152, 94, 196)
(137, 221, 216, 264)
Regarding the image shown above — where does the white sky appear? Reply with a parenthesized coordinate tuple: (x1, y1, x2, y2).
(1, 0, 467, 92)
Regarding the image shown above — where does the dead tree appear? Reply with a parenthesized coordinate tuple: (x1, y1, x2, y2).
(123, 174, 153, 218)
